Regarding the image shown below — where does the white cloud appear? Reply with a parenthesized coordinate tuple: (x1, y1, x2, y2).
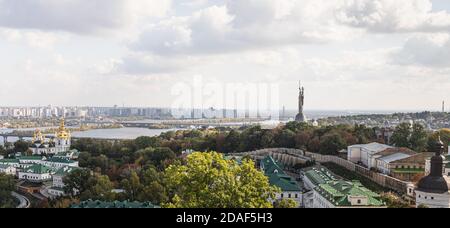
(336, 0, 450, 33)
(131, 0, 355, 56)
(0, 0, 172, 34)
(0, 28, 65, 48)
(392, 34, 450, 67)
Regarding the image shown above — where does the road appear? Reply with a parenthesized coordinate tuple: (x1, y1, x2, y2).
(11, 192, 30, 209)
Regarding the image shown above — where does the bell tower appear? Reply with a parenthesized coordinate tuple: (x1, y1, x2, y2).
(55, 118, 71, 152)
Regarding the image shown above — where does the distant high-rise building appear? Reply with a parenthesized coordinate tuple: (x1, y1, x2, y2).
(443, 101, 446, 113)
(295, 81, 307, 122)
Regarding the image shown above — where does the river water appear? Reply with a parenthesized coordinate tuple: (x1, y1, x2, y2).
(0, 127, 179, 145)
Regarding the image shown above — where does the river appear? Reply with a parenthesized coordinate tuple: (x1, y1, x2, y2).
(0, 127, 179, 145)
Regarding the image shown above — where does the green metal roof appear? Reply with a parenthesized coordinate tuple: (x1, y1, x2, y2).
(22, 164, 52, 174)
(0, 159, 19, 163)
(260, 156, 285, 175)
(267, 173, 301, 192)
(260, 156, 301, 192)
(315, 180, 385, 207)
(54, 166, 80, 176)
(18, 156, 44, 161)
(70, 200, 160, 208)
(45, 157, 76, 164)
(304, 167, 338, 186)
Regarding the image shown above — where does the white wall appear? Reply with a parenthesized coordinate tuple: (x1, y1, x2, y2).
(276, 191, 303, 207)
(415, 190, 450, 208)
(348, 146, 361, 163)
(18, 172, 51, 182)
(0, 167, 16, 175)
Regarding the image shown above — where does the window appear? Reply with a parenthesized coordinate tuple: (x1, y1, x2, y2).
(357, 200, 361, 204)
(431, 197, 434, 200)
(281, 194, 284, 198)
(288, 194, 291, 198)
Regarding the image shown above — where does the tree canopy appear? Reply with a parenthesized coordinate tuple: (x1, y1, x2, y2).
(164, 152, 277, 208)
(0, 174, 16, 208)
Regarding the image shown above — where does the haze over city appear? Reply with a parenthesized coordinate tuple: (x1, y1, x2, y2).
(0, 0, 449, 111)
(2, 0, 450, 212)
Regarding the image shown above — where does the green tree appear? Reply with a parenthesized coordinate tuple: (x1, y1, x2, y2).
(135, 136, 161, 150)
(391, 123, 411, 148)
(138, 166, 168, 204)
(164, 152, 277, 208)
(63, 169, 92, 197)
(238, 126, 264, 151)
(223, 130, 241, 153)
(275, 129, 296, 148)
(0, 174, 15, 208)
(353, 124, 375, 144)
(428, 129, 450, 153)
(89, 175, 115, 201)
(295, 131, 312, 150)
(284, 121, 311, 133)
(121, 171, 143, 201)
(319, 133, 346, 155)
(0, 145, 5, 156)
(13, 140, 29, 153)
(380, 192, 411, 208)
(273, 199, 298, 208)
(410, 123, 428, 152)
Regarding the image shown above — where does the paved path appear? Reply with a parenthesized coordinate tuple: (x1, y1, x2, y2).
(11, 192, 30, 208)
(40, 186, 53, 199)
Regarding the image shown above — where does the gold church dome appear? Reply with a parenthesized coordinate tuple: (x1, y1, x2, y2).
(56, 118, 70, 140)
(32, 129, 45, 143)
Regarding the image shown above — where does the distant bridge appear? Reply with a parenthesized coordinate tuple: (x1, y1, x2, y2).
(119, 118, 269, 128)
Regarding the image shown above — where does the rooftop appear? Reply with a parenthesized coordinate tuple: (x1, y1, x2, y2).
(350, 142, 393, 154)
(0, 159, 20, 163)
(18, 156, 44, 161)
(261, 156, 301, 192)
(267, 173, 301, 192)
(260, 156, 285, 175)
(304, 167, 338, 186)
(45, 157, 77, 164)
(378, 153, 412, 164)
(21, 164, 52, 174)
(315, 180, 385, 207)
(54, 166, 80, 176)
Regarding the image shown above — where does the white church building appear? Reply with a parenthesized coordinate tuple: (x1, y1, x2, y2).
(30, 119, 71, 155)
(415, 137, 450, 208)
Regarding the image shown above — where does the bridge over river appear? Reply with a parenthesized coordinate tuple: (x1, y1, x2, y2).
(119, 118, 271, 128)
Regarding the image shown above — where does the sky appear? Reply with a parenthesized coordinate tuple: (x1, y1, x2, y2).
(0, 0, 449, 111)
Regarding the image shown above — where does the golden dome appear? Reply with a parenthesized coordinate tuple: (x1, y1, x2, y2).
(32, 129, 45, 143)
(56, 118, 70, 140)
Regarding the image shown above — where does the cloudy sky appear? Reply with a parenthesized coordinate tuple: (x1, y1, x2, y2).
(0, 0, 449, 111)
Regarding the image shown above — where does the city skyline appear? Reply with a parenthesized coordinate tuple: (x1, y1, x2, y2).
(0, 0, 450, 110)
